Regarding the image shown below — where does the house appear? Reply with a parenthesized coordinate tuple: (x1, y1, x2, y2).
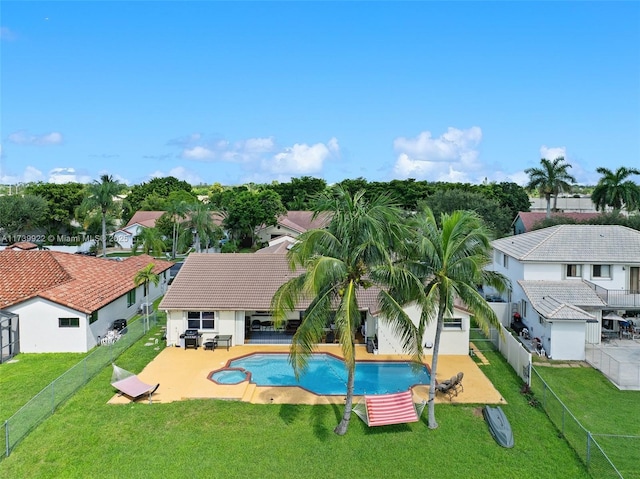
(528, 195, 599, 213)
(490, 225, 640, 360)
(255, 211, 331, 244)
(113, 210, 225, 250)
(159, 252, 472, 355)
(512, 212, 603, 235)
(113, 211, 166, 249)
(0, 250, 173, 353)
(6, 241, 39, 251)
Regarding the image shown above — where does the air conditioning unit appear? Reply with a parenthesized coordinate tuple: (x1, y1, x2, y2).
(140, 302, 153, 314)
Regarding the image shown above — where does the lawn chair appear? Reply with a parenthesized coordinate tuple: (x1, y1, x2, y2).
(111, 364, 160, 404)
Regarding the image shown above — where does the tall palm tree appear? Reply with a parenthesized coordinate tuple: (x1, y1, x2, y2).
(591, 166, 640, 214)
(271, 187, 409, 436)
(377, 207, 509, 429)
(82, 174, 124, 257)
(184, 202, 222, 253)
(132, 227, 165, 257)
(525, 157, 576, 218)
(166, 199, 189, 258)
(133, 263, 160, 332)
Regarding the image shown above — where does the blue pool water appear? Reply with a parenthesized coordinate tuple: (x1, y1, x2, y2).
(223, 353, 430, 395)
(210, 369, 249, 384)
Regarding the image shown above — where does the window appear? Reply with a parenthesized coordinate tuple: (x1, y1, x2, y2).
(592, 264, 611, 278)
(443, 317, 463, 329)
(187, 311, 216, 330)
(127, 290, 136, 307)
(565, 264, 582, 278)
(521, 300, 528, 318)
(59, 317, 80, 328)
(89, 311, 98, 324)
(502, 254, 509, 268)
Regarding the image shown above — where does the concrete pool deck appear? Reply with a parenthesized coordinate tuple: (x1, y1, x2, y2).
(108, 344, 506, 406)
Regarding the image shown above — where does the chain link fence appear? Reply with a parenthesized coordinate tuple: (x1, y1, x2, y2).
(2, 312, 159, 459)
(530, 367, 625, 478)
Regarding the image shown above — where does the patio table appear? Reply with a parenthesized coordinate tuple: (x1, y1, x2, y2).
(215, 334, 232, 351)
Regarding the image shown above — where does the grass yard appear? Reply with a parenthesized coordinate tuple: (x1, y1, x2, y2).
(0, 339, 592, 478)
(534, 364, 640, 478)
(0, 353, 86, 420)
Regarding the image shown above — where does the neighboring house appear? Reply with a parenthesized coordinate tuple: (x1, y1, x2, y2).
(114, 210, 225, 250)
(6, 241, 39, 251)
(490, 225, 640, 360)
(512, 212, 602, 235)
(254, 235, 297, 254)
(528, 195, 599, 213)
(255, 211, 331, 244)
(159, 252, 472, 355)
(113, 211, 166, 249)
(0, 250, 173, 353)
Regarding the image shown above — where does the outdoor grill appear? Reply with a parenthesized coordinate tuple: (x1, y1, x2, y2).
(182, 329, 202, 349)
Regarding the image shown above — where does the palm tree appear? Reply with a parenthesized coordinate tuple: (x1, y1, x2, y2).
(166, 199, 188, 258)
(525, 157, 576, 218)
(184, 202, 222, 253)
(82, 174, 124, 257)
(132, 227, 165, 257)
(133, 263, 160, 332)
(377, 207, 509, 429)
(591, 166, 640, 214)
(271, 187, 409, 436)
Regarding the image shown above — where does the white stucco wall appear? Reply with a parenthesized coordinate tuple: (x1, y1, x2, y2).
(549, 321, 586, 360)
(256, 224, 299, 244)
(9, 298, 90, 353)
(375, 303, 470, 356)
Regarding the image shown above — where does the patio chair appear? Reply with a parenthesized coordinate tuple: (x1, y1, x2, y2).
(251, 320, 262, 331)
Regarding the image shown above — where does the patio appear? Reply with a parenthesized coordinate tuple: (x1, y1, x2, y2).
(108, 344, 506, 406)
(585, 337, 640, 390)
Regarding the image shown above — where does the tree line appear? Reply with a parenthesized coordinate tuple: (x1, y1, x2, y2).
(0, 161, 638, 253)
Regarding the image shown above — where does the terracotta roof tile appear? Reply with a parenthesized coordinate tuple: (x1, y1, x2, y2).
(0, 250, 173, 313)
(8, 242, 39, 250)
(514, 212, 602, 232)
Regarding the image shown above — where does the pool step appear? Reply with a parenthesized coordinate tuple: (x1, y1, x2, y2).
(242, 382, 257, 402)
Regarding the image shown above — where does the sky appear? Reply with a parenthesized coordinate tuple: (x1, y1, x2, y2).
(1, 1, 639, 187)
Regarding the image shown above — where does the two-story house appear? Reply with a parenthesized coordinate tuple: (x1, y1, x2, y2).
(489, 225, 640, 360)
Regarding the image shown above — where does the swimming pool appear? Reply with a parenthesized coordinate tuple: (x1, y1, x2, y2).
(210, 353, 430, 395)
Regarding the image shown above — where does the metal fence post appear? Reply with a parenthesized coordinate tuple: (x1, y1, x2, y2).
(51, 381, 55, 414)
(5, 420, 9, 458)
(586, 431, 591, 468)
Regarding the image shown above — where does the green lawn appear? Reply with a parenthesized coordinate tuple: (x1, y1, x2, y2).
(1, 343, 593, 478)
(533, 364, 640, 478)
(0, 353, 87, 420)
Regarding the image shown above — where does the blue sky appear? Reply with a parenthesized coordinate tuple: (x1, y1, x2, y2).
(1, 1, 639, 187)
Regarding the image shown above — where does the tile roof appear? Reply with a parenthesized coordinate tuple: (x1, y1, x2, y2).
(257, 211, 332, 236)
(532, 296, 596, 321)
(519, 280, 606, 309)
(8, 242, 39, 250)
(125, 211, 166, 228)
(493, 225, 640, 263)
(0, 251, 173, 314)
(159, 253, 380, 312)
(513, 212, 602, 232)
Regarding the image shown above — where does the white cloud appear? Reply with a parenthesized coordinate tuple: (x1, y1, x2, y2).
(8, 130, 64, 146)
(49, 167, 91, 184)
(176, 134, 339, 180)
(539, 145, 566, 161)
(0, 165, 45, 184)
(392, 127, 482, 182)
(183, 146, 216, 160)
(265, 141, 337, 175)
